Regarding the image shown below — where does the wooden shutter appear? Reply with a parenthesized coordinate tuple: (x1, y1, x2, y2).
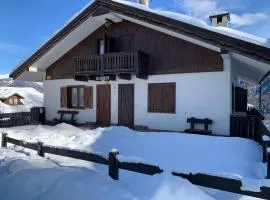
(148, 83, 176, 113)
(84, 87, 93, 109)
(162, 83, 176, 113)
(60, 87, 68, 108)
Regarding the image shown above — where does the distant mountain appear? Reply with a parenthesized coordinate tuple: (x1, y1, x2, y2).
(0, 74, 43, 93)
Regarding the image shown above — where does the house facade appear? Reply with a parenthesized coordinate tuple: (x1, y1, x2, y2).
(10, 0, 270, 135)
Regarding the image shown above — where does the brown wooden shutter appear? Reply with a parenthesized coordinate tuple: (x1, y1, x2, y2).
(148, 83, 176, 113)
(84, 87, 93, 109)
(60, 87, 68, 108)
(162, 83, 176, 113)
(148, 84, 162, 112)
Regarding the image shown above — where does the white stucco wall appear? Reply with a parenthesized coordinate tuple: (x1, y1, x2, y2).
(44, 64, 232, 135)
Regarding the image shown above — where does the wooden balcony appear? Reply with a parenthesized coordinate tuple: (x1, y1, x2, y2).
(74, 51, 149, 80)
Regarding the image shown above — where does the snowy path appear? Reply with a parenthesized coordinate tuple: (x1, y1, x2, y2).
(0, 124, 266, 199)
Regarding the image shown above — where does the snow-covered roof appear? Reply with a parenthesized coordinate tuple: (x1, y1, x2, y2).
(0, 87, 24, 99)
(0, 87, 43, 113)
(0, 87, 41, 99)
(10, 0, 270, 79)
(115, 0, 268, 47)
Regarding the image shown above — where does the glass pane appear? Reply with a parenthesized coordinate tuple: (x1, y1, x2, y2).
(72, 88, 78, 107)
(14, 98, 18, 105)
(99, 40, 105, 55)
(79, 88, 84, 107)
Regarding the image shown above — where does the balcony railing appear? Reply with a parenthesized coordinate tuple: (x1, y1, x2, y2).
(74, 51, 148, 78)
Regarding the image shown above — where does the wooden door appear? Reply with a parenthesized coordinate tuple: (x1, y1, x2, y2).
(118, 84, 134, 128)
(96, 85, 111, 125)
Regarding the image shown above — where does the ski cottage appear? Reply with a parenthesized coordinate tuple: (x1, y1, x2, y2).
(10, 0, 270, 135)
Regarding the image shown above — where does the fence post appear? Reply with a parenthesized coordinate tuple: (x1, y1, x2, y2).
(108, 149, 119, 180)
(1, 132, 7, 148)
(37, 141, 45, 157)
(262, 134, 270, 163)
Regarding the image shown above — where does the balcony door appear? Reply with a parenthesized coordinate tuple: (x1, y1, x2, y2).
(232, 86, 247, 112)
(97, 39, 105, 55)
(96, 84, 111, 126)
(97, 35, 115, 55)
(118, 84, 134, 128)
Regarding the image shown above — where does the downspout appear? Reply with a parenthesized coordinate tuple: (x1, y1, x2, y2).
(259, 83, 262, 112)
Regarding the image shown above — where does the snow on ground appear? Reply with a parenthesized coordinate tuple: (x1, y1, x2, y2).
(0, 87, 43, 113)
(0, 124, 267, 199)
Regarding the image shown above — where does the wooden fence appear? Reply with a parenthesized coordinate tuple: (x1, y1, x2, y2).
(0, 107, 45, 128)
(1, 133, 270, 199)
(0, 133, 163, 180)
(172, 172, 270, 200)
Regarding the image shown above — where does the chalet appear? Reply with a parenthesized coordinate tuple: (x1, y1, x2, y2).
(10, 0, 270, 135)
(0, 88, 24, 106)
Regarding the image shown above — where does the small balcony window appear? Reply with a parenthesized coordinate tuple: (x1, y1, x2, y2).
(98, 39, 105, 55)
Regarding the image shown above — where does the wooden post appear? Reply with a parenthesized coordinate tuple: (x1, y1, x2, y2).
(37, 141, 45, 157)
(267, 148, 270, 179)
(259, 83, 262, 112)
(263, 144, 267, 163)
(262, 135, 270, 163)
(109, 150, 119, 180)
(1, 132, 7, 148)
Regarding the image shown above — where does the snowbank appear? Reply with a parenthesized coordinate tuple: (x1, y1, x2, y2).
(0, 124, 266, 199)
(0, 147, 220, 200)
(0, 124, 268, 194)
(1, 124, 264, 178)
(0, 148, 136, 200)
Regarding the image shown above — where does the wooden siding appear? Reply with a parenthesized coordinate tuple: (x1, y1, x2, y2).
(46, 20, 223, 79)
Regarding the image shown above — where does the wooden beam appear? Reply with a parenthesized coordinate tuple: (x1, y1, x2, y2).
(118, 73, 131, 80)
(74, 75, 88, 82)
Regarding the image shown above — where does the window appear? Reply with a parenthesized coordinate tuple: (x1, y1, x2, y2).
(148, 83, 176, 113)
(8, 97, 18, 105)
(98, 39, 105, 55)
(70, 87, 84, 108)
(14, 98, 18, 105)
(61, 86, 93, 109)
(8, 98, 14, 105)
(217, 17, 222, 24)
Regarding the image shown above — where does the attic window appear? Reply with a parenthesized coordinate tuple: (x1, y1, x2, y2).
(217, 17, 222, 23)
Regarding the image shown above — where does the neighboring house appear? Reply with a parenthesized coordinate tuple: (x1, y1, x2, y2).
(0, 87, 43, 113)
(10, 0, 270, 135)
(0, 93, 24, 106)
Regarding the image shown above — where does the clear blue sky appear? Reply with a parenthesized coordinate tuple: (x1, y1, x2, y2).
(0, 0, 269, 74)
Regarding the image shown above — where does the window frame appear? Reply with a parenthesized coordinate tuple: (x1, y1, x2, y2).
(148, 82, 176, 114)
(97, 39, 105, 55)
(67, 86, 85, 109)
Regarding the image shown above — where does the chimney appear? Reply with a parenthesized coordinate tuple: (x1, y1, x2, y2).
(137, 0, 150, 7)
(209, 12, 230, 27)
